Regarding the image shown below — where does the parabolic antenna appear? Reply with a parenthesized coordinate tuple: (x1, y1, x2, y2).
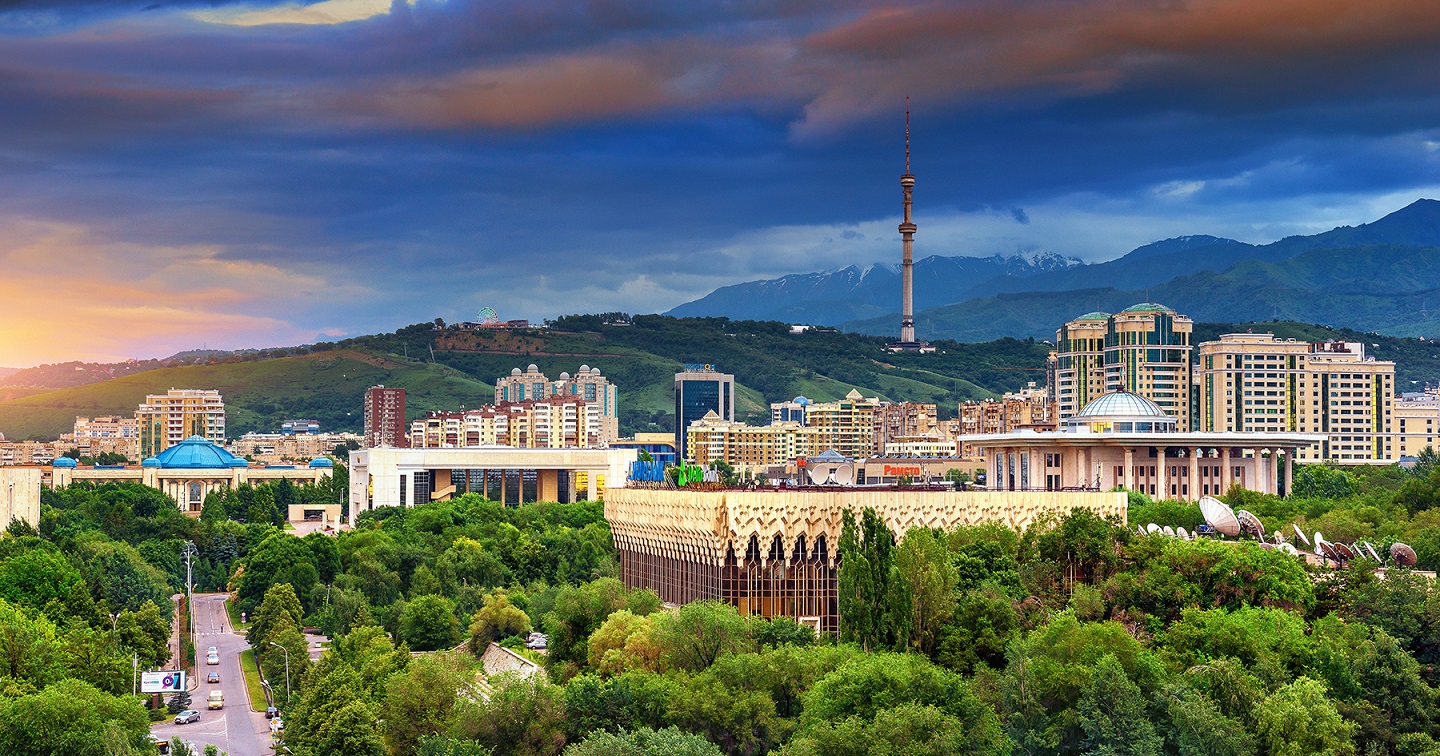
(1199, 496, 1241, 537)
(1364, 542, 1383, 562)
(1279, 543, 1300, 556)
(807, 464, 831, 486)
(1292, 525, 1311, 547)
(1146, 523, 1162, 534)
(1236, 510, 1265, 539)
(833, 464, 855, 487)
(1313, 533, 1331, 563)
(1392, 542, 1419, 567)
(1136, 525, 1147, 537)
(1334, 542, 1356, 560)
(1163, 526, 1177, 538)
(1177, 526, 1190, 540)
(1272, 531, 1287, 544)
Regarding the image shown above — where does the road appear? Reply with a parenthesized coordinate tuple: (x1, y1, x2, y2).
(151, 594, 270, 756)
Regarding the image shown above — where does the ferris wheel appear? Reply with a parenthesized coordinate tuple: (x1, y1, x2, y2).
(478, 307, 500, 325)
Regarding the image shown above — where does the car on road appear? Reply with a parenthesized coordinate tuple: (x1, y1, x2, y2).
(206, 671, 220, 684)
(265, 706, 279, 719)
(207, 690, 224, 710)
(206, 651, 219, 665)
(148, 734, 170, 753)
(174, 709, 201, 725)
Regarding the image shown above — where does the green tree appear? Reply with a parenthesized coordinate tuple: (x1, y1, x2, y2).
(1253, 677, 1356, 756)
(453, 674, 567, 756)
(1078, 654, 1162, 756)
(0, 547, 84, 612)
(238, 533, 318, 612)
(1163, 684, 1256, 756)
(564, 726, 721, 756)
(383, 652, 472, 756)
(409, 565, 443, 597)
(837, 509, 906, 652)
(469, 592, 534, 653)
(586, 610, 661, 676)
(0, 678, 151, 756)
(115, 599, 172, 669)
(0, 599, 65, 688)
(653, 600, 754, 673)
(247, 582, 305, 649)
(894, 527, 957, 655)
(544, 578, 660, 675)
(401, 594, 461, 652)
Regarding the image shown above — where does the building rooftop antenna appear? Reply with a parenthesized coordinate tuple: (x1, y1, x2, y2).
(905, 95, 911, 175)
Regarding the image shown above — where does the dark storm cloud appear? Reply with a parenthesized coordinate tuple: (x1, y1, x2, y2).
(1, 0, 1440, 363)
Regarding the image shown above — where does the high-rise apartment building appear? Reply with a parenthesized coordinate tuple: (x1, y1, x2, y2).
(1195, 334, 1396, 462)
(675, 365, 734, 459)
(494, 364, 619, 444)
(1052, 304, 1193, 427)
(136, 389, 226, 458)
(956, 384, 1055, 456)
(364, 385, 408, 448)
(410, 396, 598, 450)
(686, 412, 818, 470)
(770, 397, 811, 425)
(872, 401, 938, 454)
(1395, 389, 1440, 458)
(70, 415, 140, 460)
(806, 390, 881, 459)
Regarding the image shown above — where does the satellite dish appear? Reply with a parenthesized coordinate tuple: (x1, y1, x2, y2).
(1236, 510, 1265, 539)
(1136, 525, 1147, 537)
(1146, 523, 1162, 534)
(1314, 532, 1325, 551)
(833, 464, 855, 486)
(1392, 542, 1418, 567)
(1334, 542, 1356, 561)
(1292, 525, 1311, 547)
(1160, 526, 1174, 537)
(1259, 542, 1276, 550)
(1279, 543, 1300, 556)
(1200, 496, 1241, 537)
(807, 464, 832, 486)
(1364, 542, 1383, 562)
(1177, 526, 1190, 540)
(1271, 530, 1287, 544)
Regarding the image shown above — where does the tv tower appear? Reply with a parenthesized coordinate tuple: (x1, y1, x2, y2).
(888, 98, 933, 353)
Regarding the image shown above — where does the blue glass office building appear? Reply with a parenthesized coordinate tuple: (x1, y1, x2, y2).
(674, 365, 735, 460)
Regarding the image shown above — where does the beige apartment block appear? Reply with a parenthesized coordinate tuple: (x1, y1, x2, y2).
(872, 401, 939, 454)
(1396, 389, 1440, 458)
(1195, 334, 1396, 463)
(1052, 304, 1193, 428)
(137, 389, 225, 457)
(495, 364, 619, 444)
(70, 416, 140, 460)
(805, 390, 881, 459)
(410, 396, 601, 450)
(686, 412, 820, 471)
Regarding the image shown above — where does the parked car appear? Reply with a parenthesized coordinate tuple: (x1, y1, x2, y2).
(265, 706, 279, 719)
(206, 671, 220, 684)
(174, 710, 201, 725)
(207, 690, 224, 710)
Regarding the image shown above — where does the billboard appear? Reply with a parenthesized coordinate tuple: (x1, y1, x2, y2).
(140, 670, 186, 694)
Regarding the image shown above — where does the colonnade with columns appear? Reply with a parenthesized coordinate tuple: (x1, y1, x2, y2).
(985, 442, 1300, 500)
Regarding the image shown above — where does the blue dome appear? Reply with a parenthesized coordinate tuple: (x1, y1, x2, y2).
(152, 436, 245, 469)
(142, 457, 161, 468)
(308, 457, 334, 468)
(51, 457, 77, 468)
(792, 396, 811, 405)
(1076, 391, 1168, 418)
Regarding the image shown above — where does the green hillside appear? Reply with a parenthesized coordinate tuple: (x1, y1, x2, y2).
(0, 318, 1053, 441)
(0, 349, 495, 441)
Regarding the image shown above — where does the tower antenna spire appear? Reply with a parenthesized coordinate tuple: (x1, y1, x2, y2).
(905, 96, 910, 174)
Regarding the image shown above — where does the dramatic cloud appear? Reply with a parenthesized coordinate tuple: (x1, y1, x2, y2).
(1, 0, 1439, 365)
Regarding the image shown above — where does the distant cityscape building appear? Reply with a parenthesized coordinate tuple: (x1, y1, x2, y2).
(675, 365, 735, 460)
(686, 412, 819, 470)
(957, 384, 1055, 456)
(1052, 304, 1194, 427)
(410, 396, 602, 450)
(136, 389, 226, 458)
(1195, 333, 1396, 463)
(363, 385, 408, 448)
(229, 431, 361, 464)
(886, 103, 934, 354)
(872, 401, 940, 454)
(281, 419, 320, 435)
(770, 396, 811, 425)
(1395, 388, 1440, 458)
(494, 364, 619, 445)
(806, 390, 882, 459)
(609, 433, 679, 467)
(68, 415, 140, 460)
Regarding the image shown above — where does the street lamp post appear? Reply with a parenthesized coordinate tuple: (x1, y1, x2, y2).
(268, 642, 291, 700)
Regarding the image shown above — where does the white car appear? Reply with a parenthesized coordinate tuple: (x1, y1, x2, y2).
(174, 709, 201, 725)
(206, 651, 219, 665)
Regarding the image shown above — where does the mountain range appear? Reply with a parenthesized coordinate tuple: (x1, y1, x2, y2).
(669, 199, 1440, 341)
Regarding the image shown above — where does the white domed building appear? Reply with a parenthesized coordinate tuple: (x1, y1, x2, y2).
(963, 390, 1322, 499)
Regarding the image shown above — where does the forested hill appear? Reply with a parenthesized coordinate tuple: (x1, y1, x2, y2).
(2, 315, 1437, 442)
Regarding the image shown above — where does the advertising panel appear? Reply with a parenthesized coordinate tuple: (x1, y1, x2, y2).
(140, 670, 186, 694)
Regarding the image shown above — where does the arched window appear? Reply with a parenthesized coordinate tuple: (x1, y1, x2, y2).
(188, 482, 203, 507)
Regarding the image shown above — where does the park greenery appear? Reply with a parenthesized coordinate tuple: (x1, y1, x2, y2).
(12, 458, 1440, 754)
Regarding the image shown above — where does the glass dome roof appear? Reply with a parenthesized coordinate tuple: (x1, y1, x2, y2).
(151, 436, 246, 469)
(1075, 391, 1169, 418)
(1120, 302, 1175, 313)
(1073, 311, 1110, 321)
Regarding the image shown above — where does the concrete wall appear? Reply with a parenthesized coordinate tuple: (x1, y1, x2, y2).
(0, 467, 42, 529)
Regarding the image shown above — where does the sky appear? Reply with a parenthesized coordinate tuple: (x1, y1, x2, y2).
(1, 0, 1439, 366)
